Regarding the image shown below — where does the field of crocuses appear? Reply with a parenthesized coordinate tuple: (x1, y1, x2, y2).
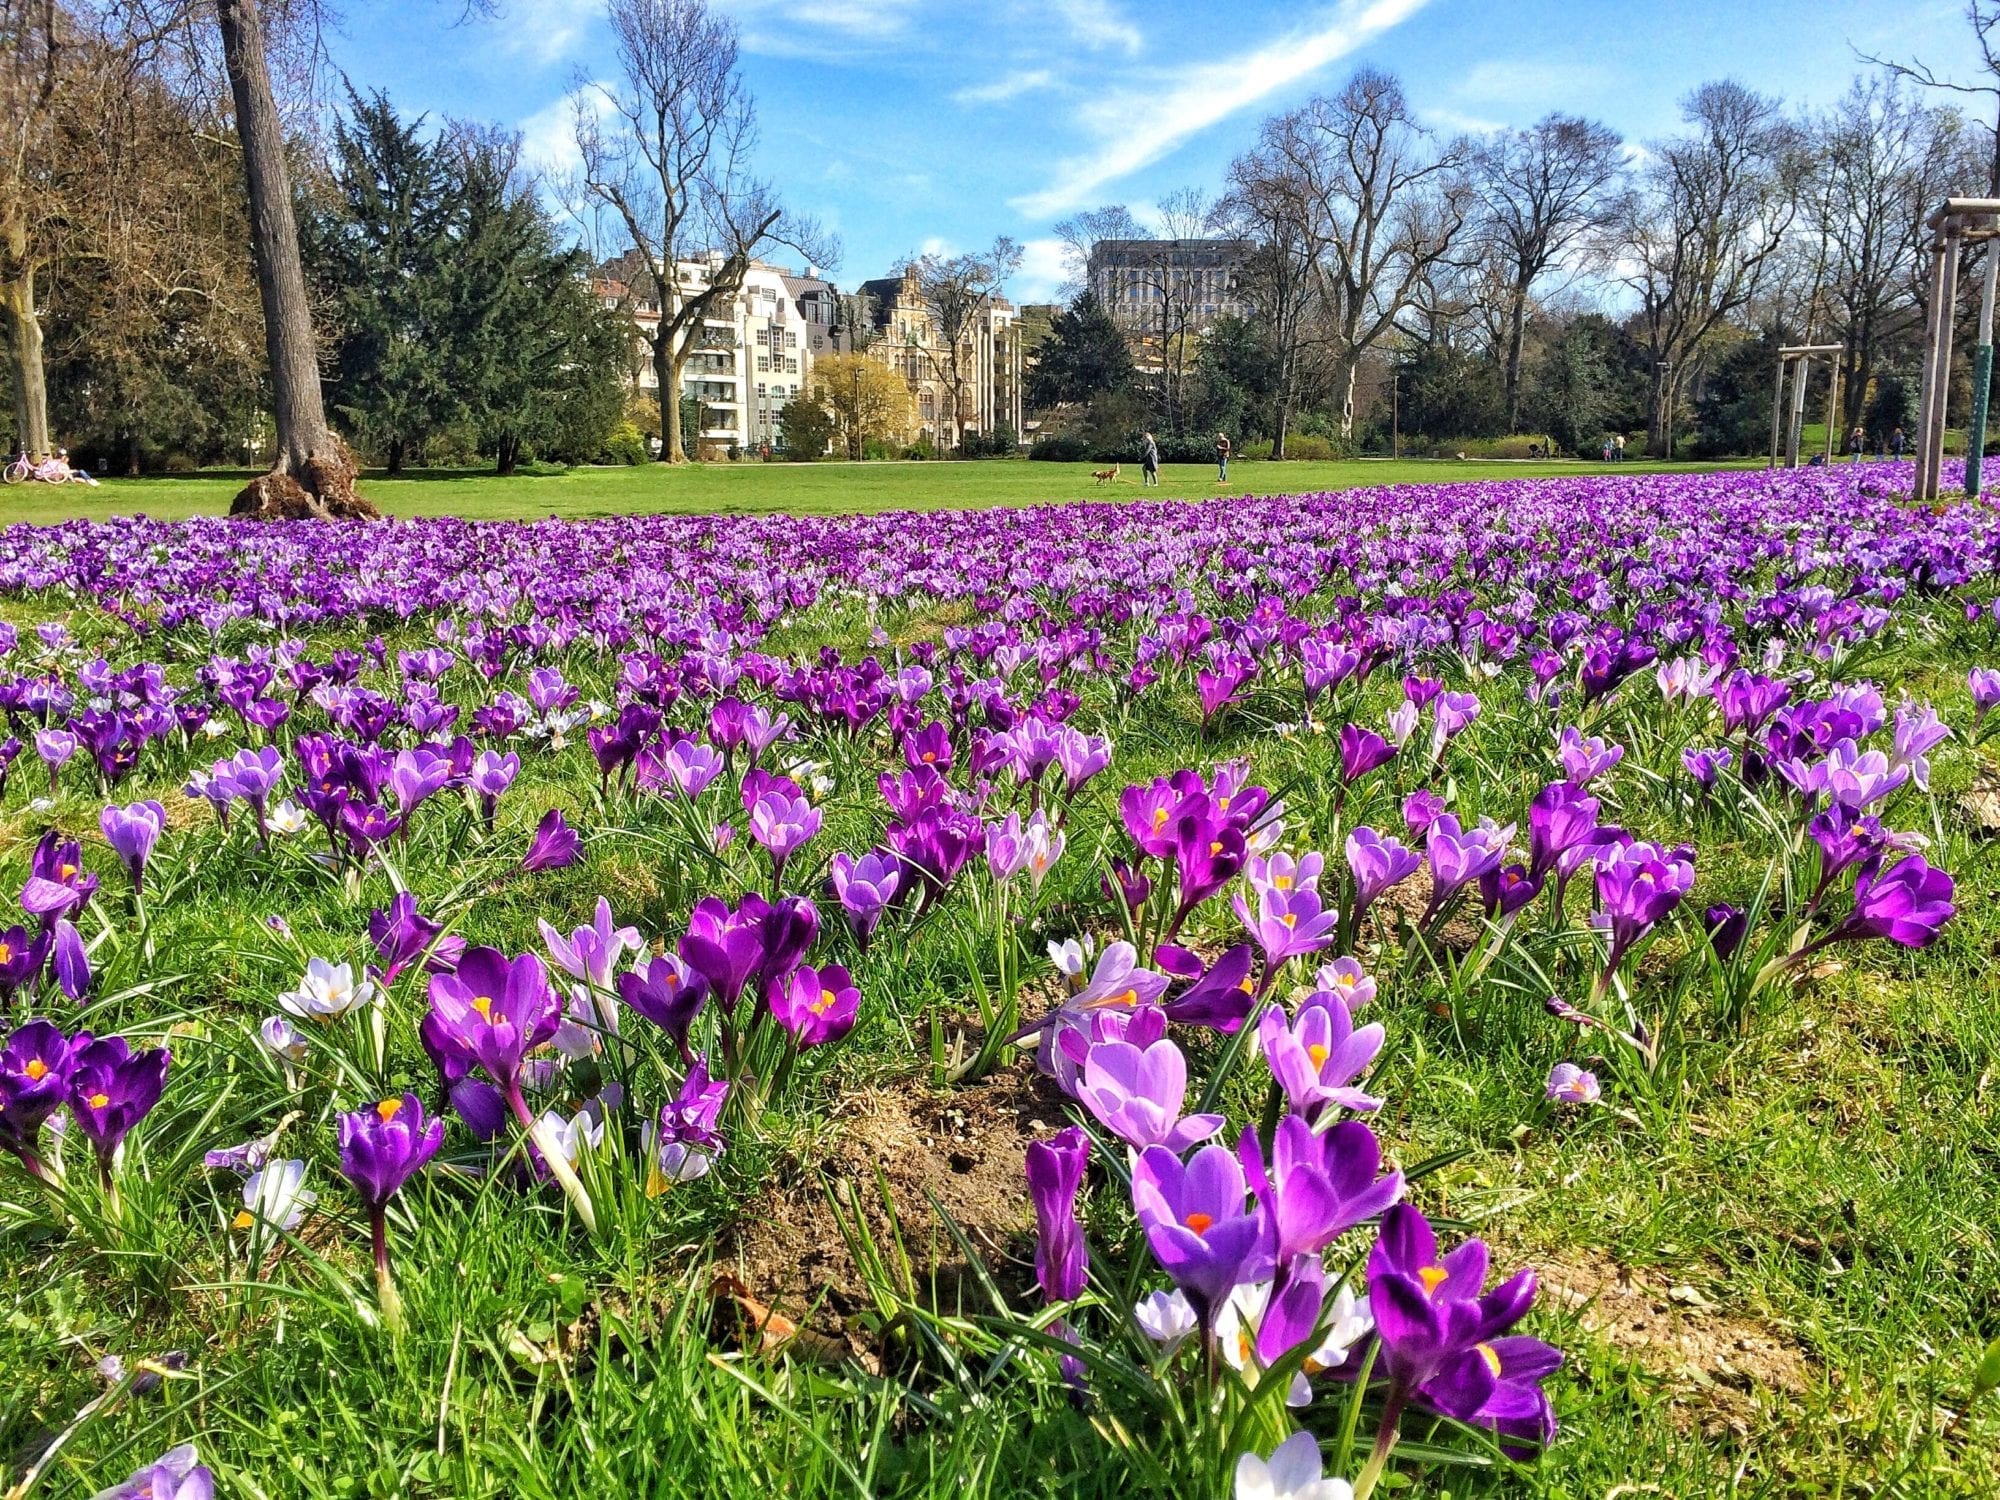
(3, 466, 1998, 1499)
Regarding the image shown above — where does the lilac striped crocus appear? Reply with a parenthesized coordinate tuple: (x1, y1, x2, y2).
(1346, 826, 1421, 926)
(1025, 1125, 1090, 1304)
(1130, 1142, 1272, 1322)
(1077, 1034, 1223, 1152)
(1259, 995, 1385, 1119)
(100, 800, 166, 893)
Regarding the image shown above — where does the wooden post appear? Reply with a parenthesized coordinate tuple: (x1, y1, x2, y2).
(1916, 242, 1950, 501)
(1825, 361, 1839, 465)
(1769, 357, 1787, 470)
(1786, 356, 1809, 469)
(1927, 232, 1963, 499)
(1969, 246, 1998, 497)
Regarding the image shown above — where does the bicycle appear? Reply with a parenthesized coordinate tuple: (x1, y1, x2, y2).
(2, 452, 31, 485)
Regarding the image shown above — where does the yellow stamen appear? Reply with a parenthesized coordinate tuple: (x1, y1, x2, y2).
(470, 995, 493, 1019)
(87, 1091, 110, 1109)
(1280, 913, 1297, 929)
(813, 987, 837, 1014)
(232, 1209, 255, 1229)
(1478, 1342, 1502, 1376)
(1184, 1211, 1214, 1234)
(1209, 840, 1224, 856)
(1275, 874, 1294, 890)
(0, 943, 13, 964)
(1111, 987, 1137, 1007)
(1419, 1266, 1449, 1297)
(25, 1058, 48, 1080)
(58, 863, 76, 879)
(1308, 1044, 1330, 1068)
(376, 1098, 403, 1122)
(1152, 808, 1170, 831)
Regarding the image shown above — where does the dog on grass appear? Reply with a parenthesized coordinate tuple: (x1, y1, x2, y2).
(1091, 462, 1121, 485)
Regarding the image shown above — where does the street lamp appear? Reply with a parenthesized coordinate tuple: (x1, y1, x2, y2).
(1657, 361, 1673, 461)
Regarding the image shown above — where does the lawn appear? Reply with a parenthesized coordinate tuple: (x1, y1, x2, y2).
(1, 463, 1995, 1500)
(1, 454, 1764, 524)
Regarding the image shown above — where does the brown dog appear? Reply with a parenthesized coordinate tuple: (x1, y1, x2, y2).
(1092, 462, 1121, 485)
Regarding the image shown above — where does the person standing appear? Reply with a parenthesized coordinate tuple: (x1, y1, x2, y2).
(1612, 432, 1625, 462)
(1890, 426, 1907, 459)
(1848, 425, 1866, 462)
(1141, 431, 1160, 487)
(1215, 431, 1231, 483)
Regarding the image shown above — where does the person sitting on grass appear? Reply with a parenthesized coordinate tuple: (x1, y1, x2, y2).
(36, 449, 99, 486)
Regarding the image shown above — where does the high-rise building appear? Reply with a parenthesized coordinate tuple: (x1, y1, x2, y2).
(1086, 238, 1254, 335)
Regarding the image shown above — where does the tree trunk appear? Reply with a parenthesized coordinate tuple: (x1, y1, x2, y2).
(217, 0, 374, 520)
(1502, 285, 1529, 434)
(1335, 356, 1360, 443)
(656, 333, 686, 463)
(496, 432, 519, 476)
(386, 436, 404, 477)
(125, 431, 140, 478)
(1645, 365, 1673, 459)
(0, 261, 48, 462)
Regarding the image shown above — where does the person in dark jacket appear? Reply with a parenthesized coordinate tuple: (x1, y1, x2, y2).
(1141, 431, 1160, 487)
(1215, 431, 1231, 482)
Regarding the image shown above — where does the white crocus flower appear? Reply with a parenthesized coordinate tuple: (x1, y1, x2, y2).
(236, 1158, 315, 1236)
(1234, 1431, 1352, 1500)
(265, 800, 308, 835)
(260, 1015, 309, 1061)
(536, 1109, 605, 1168)
(277, 958, 376, 1022)
(1047, 935, 1096, 989)
(1133, 1288, 1198, 1353)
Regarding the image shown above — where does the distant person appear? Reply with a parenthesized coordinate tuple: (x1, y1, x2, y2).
(1601, 437, 1614, 462)
(1848, 425, 1866, 462)
(1215, 431, 1231, 483)
(1612, 433, 1626, 462)
(1890, 426, 1907, 459)
(1141, 431, 1160, 487)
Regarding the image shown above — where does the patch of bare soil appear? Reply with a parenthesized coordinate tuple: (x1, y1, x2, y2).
(1541, 1250, 1812, 1436)
(1960, 767, 2000, 834)
(722, 1062, 1071, 1347)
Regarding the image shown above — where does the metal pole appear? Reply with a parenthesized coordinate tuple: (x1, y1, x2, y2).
(1970, 246, 1998, 497)
(1769, 357, 1787, 470)
(1825, 360, 1839, 465)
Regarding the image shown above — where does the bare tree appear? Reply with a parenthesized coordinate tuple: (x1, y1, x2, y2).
(0, 0, 60, 460)
(1470, 113, 1626, 430)
(568, 0, 832, 463)
(908, 238, 1020, 455)
(1860, 0, 2000, 194)
(1262, 70, 1472, 441)
(1219, 145, 1324, 458)
(1052, 202, 1141, 300)
(1621, 81, 1801, 457)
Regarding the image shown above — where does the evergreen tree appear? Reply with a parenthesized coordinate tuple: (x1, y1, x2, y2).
(1692, 327, 1789, 458)
(1527, 322, 1612, 456)
(307, 91, 462, 474)
(444, 148, 625, 473)
(1026, 292, 1136, 411)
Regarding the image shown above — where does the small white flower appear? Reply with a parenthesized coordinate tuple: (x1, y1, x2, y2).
(265, 800, 308, 835)
(236, 1158, 314, 1235)
(260, 1015, 309, 1061)
(277, 958, 376, 1022)
(1234, 1430, 1352, 1500)
(1048, 935, 1096, 984)
(27, 796, 53, 814)
(536, 1109, 605, 1167)
(1133, 1288, 1198, 1352)
(1303, 1283, 1374, 1373)
(201, 717, 231, 739)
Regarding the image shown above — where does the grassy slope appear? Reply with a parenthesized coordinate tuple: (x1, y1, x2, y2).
(0, 455, 1761, 525)
(0, 469, 1993, 1500)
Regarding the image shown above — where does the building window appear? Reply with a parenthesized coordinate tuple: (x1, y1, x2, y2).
(757, 355, 770, 372)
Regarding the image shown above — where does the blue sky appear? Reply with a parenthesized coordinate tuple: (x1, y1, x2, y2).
(332, 0, 1974, 300)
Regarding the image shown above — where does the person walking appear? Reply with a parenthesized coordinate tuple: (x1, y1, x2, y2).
(1890, 425, 1907, 459)
(1848, 425, 1866, 462)
(1141, 431, 1160, 487)
(1601, 436, 1614, 462)
(1612, 432, 1626, 462)
(1215, 431, 1231, 483)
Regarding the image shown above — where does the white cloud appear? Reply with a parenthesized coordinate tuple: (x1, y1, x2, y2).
(919, 235, 957, 257)
(496, 0, 603, 65)
(1010, 237, 1070, 302)
(953, 68, 1057, 106)
(518, 90, 592, 177)
(1454, 58, 1600, 108)
(720, 0, 920, 47)
(1045, 0, 1141, 54)
(1011, 0, 1433, 219)
(1422, 106, 1505, 137)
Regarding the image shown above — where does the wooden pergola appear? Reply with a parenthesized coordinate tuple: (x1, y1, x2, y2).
(1914, 197, 2000, 502)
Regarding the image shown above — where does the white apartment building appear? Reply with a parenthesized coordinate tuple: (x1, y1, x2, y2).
(594, 253, 839, 458)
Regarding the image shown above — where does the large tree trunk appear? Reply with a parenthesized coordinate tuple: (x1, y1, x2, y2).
(1645, 364, 1675, 459)
(217, 0, 375, 520)
(656, 333, 686, 463)
(496, 431, 520, 476)
(0, 257, 48, 461)
(1502, 284, 1529, 434)
(1335, 355, 1360, 443)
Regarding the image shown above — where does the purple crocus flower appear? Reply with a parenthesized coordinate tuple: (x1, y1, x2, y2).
(1338, 723, 1398, 784)
(1025, 1125, 1090, 1304)
(1242, 1115, 1404, 1263)
(0, 923, 51, 1002)
(1545, 1063, 1601, 1105)
(1592, 839, 1696, 971)
(1703, 903, 1748, 959)
(539, 896, 641, 991)
(652, 1057, 729, 1187)
(90, 1444, 215, 1500)
(770, 962, 861, 1048)
(1970, 667, 2000, 724)
(389, 747, 453, 815)
(1346, 825, 1422, 925)
(469, 750, 519, 826)
(1526, 782, 1599, 881)
(1077, 1034, 1224, 1151)
(617, 951, 709, 1056)
(1479, 862, 1542, 918)
(100, 800, 166, 891)
(1402, 788, 1447, 838)
(22, 831, 97, 924)
(1555, 727, 1623, 786)
(1828, 855, 1956, 949)
(1423, 815, 1511, 921)
(1232, 884, 1339, 965)
(1259, 994, 1385, 1118)
(746, 783, 822, 881)
(1681, 746, 1733, 791)
(338, 1093, 443, 1210)
(0, 1019, 77, 1175)
(67, 1034, 170, 1174)
(426, 947, 559, 1093)
(829, 850, 901, 948)
(369, 893, 463, 985)
(679, 896, 767, 1013)
(1129, 1141, 1273, 1319)
(521, 808, 581, 872)
(34, 727, 75, 790)
(52, 918, 90, 1000)
(222, 745, 286, 833)
(1363, 1203, 1560, 1453)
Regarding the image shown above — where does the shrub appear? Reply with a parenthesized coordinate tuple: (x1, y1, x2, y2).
(598, 422, 649, 466)
(1030, 434, 1090, 462)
